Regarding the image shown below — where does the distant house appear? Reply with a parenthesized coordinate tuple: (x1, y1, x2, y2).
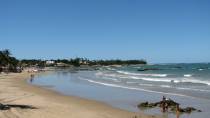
(46, 60, 55, 65)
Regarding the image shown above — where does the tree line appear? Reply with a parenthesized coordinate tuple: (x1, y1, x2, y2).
(0, 49, 147, 72)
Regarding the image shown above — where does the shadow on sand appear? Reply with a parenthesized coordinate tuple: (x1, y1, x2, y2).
(0, 103, 37, 110)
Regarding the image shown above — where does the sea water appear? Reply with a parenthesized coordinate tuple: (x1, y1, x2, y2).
(30, 63, 210, 118)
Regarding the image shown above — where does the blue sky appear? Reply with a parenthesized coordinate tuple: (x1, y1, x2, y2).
(0, 0, 210, 63)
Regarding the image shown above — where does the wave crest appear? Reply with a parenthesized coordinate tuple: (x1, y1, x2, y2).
(116, 71, 167, 77)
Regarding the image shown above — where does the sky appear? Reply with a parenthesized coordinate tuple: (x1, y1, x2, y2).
(0, 0, 210, 63)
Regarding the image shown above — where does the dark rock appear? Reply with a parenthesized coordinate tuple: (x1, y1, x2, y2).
(165, 99, 179, 106)
(138, 102, 149, 108)
(152, 99, 179, 108)
(198, 110, 202, 112)
(138, 102, 156, 108)
(170, 106, 177, 112)
(137, 99, 202, 114)
(171, 106, 201, 113)
(181, 107, 197, 113)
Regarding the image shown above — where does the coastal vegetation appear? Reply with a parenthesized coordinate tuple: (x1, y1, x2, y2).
(20, 59, 46, 67)
(53, 58, 147, 66)
(0, 49, 20, 72)
(88, 59, 147, 66)
(0, 49, 147, 72)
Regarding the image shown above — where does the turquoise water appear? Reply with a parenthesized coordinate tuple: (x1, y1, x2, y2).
(94, 63, 210, 99)
(31, 63, 210, 118)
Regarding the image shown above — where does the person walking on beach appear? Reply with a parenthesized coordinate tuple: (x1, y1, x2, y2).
(30, 74, 34, 83)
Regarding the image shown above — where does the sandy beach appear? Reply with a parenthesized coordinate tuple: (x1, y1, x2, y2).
(0, 72, 159, 118)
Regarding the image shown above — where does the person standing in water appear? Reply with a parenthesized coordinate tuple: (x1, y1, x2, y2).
(176, 104, 180, 118)
(162, 96, 166, 112)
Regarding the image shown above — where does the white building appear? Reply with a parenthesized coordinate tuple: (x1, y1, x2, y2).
(46, 60, 55, 65)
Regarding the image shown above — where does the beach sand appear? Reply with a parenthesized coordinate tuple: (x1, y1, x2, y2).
(0, 72, 160, 118)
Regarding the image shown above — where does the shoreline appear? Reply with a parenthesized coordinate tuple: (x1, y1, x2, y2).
(0, 72, 159, 118)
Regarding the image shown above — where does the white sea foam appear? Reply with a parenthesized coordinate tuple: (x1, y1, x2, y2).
(106, 67, 117, 71)
(139, 83, 154, 87)
(133, 66, 142, 69)
(160, 85, 171, 88)
(129, 76, 180, 83)
(116, 70, 167, 77)
(79, 78, 194, 98)
(176, 87, 210, 92)
(96, 72, 129, 79)
(103, 77, 119, 81)
(96, 71, 210, 86)
(184, 74, 192, 77)
(132, 76, 210, 86)
(139, 83, 171, 88)
(126, 81, 138, 84)
(182, 78, 210, 85)
(95, 72, 103, 76)
(128, 82, 210, 92)
(96, 71, 178, 83)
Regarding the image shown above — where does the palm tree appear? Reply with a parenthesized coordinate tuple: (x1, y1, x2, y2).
(0, 49, 19, 72)
(2, 49, 11, 57)
(0, 49, 11, 63)
(0, 50, 6, 66)
(1, 49, 10, 67)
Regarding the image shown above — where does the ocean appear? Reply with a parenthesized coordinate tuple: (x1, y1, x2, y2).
(91, 63, 210, 99)
(30, 63, 210, 118)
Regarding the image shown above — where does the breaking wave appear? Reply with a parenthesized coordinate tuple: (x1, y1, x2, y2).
(95, 71, 210, 85)
(78, 78, 195, 97)
(184, 74, 192, 77)
(116, 70, 167, 77)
